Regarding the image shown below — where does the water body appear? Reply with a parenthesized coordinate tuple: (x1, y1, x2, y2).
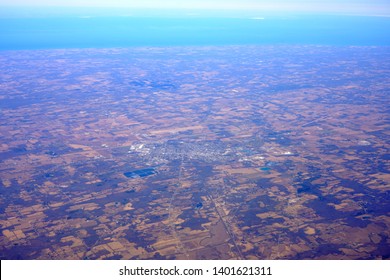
(0, 15, 389, 50)
(124, 168, 157, 179)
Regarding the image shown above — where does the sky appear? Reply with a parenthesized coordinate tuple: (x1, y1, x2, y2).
(0, 0, 389, 16)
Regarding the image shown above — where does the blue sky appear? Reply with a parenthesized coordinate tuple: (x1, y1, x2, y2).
(0, 0, 389, 16)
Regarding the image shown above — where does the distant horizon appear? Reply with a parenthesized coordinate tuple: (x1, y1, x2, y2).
(0, 6, 390, 19)
(0, 0, 389, 17)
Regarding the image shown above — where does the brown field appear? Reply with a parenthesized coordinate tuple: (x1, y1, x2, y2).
(0, 45, 389, 259)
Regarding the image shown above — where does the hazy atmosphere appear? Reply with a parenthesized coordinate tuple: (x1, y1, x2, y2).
(0, 0, 389, 16)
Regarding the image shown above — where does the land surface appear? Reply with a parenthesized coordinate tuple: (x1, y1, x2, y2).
(0, 45, 389, 259)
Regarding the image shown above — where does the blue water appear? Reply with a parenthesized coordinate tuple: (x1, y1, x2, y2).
(0, 15, 389, 50)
